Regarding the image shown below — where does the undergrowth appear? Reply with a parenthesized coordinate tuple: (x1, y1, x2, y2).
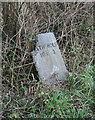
(2, 65, 95, 118)
(1, 2, 94, 119)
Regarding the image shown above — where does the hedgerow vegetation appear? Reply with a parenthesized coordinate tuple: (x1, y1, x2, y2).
(0, 2, 95, 118)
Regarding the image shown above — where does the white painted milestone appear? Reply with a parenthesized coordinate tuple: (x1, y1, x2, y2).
(32, 32, 68, 85)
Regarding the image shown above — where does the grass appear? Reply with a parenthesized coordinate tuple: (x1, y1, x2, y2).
(2, 65, 95, 118)
(1, 2, 94, 119)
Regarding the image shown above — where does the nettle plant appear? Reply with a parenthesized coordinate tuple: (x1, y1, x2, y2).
(25, 33, 38, 52)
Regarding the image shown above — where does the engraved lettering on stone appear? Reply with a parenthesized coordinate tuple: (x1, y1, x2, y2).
(32, 32, 68, 85)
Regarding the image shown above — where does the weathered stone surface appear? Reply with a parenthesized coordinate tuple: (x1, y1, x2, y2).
(32, 32, 68, 85)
